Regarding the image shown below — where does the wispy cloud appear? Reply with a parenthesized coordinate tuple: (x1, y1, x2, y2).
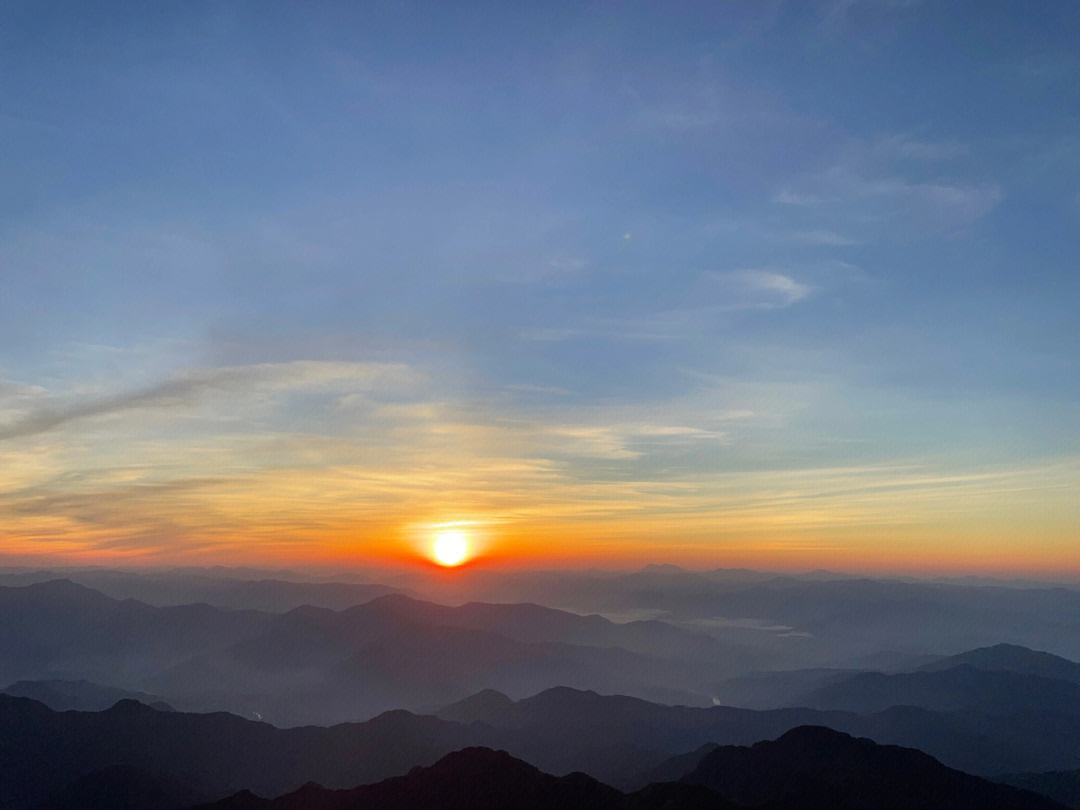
(872, 134, 969, 161)
(774, 164, 1003, 238)
(546, 423, 725, 460)
(0, 362, 421, 440)
(700, 269, 814, 310)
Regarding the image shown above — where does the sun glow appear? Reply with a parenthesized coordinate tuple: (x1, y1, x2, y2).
(431, 528, 471, 567)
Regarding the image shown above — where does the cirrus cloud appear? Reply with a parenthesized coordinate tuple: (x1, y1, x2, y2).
(0, 361, 422, 441)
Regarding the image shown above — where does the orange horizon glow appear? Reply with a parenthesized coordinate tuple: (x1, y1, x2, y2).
(9, 445, 1076, 573)
(3, 519, 1080, 582)
(3, 452, 1079, 581)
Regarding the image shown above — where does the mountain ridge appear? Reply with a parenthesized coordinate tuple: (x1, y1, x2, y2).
(683, 725, 1064, 809)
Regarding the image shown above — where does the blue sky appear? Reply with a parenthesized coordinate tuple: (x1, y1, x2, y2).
(2, 1, 1079, 570)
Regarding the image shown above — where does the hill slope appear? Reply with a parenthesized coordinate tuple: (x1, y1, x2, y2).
(202, 738, 1066, 810)
(0, 694, 491, 810)
(999, 772, 1080, 810)
(2, 679, 174, 712)
(683, 726, 1064, 810)
(796, 665, 1080, 714)
(919, 644, 1080, 683)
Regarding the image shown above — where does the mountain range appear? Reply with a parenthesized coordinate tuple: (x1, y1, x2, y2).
(199, 730, 1064, 810)
(4, 569, 1080, 808)
(0, 579, 759, 723)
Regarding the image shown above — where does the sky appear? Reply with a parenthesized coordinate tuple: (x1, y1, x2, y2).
(2, 0, 1079, 574)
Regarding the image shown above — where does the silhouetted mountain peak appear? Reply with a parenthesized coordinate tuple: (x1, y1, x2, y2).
(107, 698, 154, 714)
(2, 679, 175, 713)
(199, 747, 627, 810)
(419, 746, 542, 778)
(523, 686, 658, 714)
(532, 685, 603, 701)
(281, 603, 335, 621)
(9, 677, 93, 689)
(437, 689, 514, 723)
(799, 662, 1080, 714)
(685, 726, 1064, 810)
(990, 642, 1041, 653)
(920, 644, 1080, 683)
(773, 724, 861, 748)
(15, 578, 114, 605)
(638, 564, 686, 574)
(704, 725, 896, 776)
(360, 593, 428, 611)
(29, 577, 86, 592)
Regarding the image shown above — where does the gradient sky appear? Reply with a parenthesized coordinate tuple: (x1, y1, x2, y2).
(2, 0, 1079, 573)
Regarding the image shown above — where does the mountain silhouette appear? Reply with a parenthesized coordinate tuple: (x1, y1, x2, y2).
(2, 679, 174, 712)
(796, 664, 1080, 714)
(712, 667, 861, 709)
(0, 694, 491, 809)
(201, 738, 1066, 810)
(145, 593, 732, 724)
(0, 579, 269, 685)
(1, 580, 754, 724)
(0, 568, 411, 612)
(2, 680, 1079, 809)
(197, 747, 752, 810)
(419, 570, 1080, 665)
(683, 725, 1065, 809)
(436, 684, 1080, 779)
(919, 644, 1080, 683)
(999, 771, 1080, 810)
(197, 748, 643, 810)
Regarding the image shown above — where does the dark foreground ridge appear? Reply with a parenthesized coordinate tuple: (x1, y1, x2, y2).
(39, 765, 211, 810)
(683, 725, 1064, 810)
(201, 733, 1063, 810)
(1000, 771, 1080, 810)
(0, 694, 487, 809)
(5, 685, 1080, 809)
(198, 747, 726, 810)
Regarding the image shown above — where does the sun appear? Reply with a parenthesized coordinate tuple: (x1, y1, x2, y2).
(431, 528, 471, 567)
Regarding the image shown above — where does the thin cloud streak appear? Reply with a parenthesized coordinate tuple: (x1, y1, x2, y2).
(0, 362, 421, 440)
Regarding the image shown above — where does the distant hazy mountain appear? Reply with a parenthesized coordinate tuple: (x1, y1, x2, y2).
(796, 665, 1080, 714)
(2, 679, 174, 712)
(0, 579, 270, 685)
(11, 567, 1080, 671)
(365, 594, 742, 662)
(682, 725, 1064, 810)
(436, 688, 515, 721)
(7, 576, 1080, 786)
(399, 567, 1080, 665)
(146, 594, 749, 724)
(846, 649, 944, 671)
(919, 644, 1080, 683)
(1, 581, 759, 723)
(711, 667, 860, 709)
(0, 568, 408, 612)
(149, 616, 714, 725)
